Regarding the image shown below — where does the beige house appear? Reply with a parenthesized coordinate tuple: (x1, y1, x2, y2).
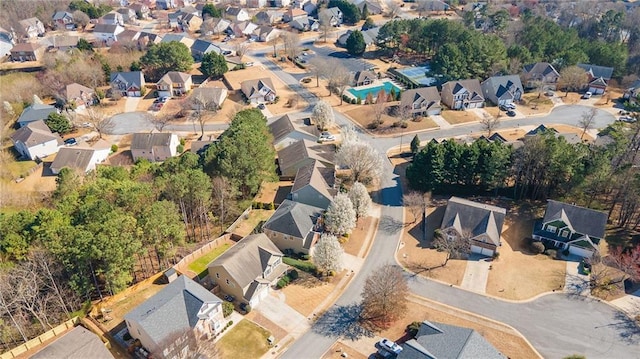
(262, 199, 324, 254)
(66, 83, 96, 109)
(522, 62, 560, 90)
(131, 133, 179, 162)
(207, 233, 287, 308)
(276, 139, 334, 178)
(440, 79, 484, 110)
(10, 120, 62, 160)
(156, 71, 192, 98)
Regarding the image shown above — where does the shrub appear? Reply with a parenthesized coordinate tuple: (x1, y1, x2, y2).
(123, 332, 132, 341)
(301, 254, 310, 260)
(400, 121, 408, 128)
(277, 278, 288, 288)
(244, 304, 252, 313)
(413, 116, 423, 122)
(328, 270, 336, 277)
(176, 144, 184, 153)
(222, 301, 234, 317)
(356, 97, 362, 105)
(492, 252, 500, 260)
(406, 321, 421, 336)
(367, 120, 380, 129)
(179, 138, 186, 145)
(546, 249, 557, 259)
(283, 257, 317, 273)
(351, 98, 356, 104)
(110, 144, 118, 153)
(253, 202, 263, 209)
(562, 249, 570, 257)
(289, 269, 299, 280)
(266, 202, 275, 210)
(530, 241, 545, 254)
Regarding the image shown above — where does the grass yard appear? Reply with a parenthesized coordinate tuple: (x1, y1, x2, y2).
(282, 271, 336, 316)
(519, 93, 554, 116)
(232, 209, 275, 237)
(344, 106, 439, 134)
(187, 242, 233, 278)
(440, 110, 480, 125)
(218, 320, 272, 359)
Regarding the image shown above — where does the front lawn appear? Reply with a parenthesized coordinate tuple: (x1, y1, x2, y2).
(440, 110, 480, 125)
(187, 242, 232, 278)
(217, 320, 271, 358)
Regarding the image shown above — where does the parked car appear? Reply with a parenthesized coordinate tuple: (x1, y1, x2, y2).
(582, 91, 592, 99)
(505, 103, 516, 110)
(506, 110, 516, 117)
(222, 50, 232, 56)
(224, 294, 235, 302)
(545, 90, 555, 97)
(258, 103, 266, 110)
(64, 138, 77, 146)
(379, 338, 402, 355)
(160, 96, 170, 103)
(318, 131, 336, 142)
(619, 116, 637, 123)
(245, 62, 254, 67)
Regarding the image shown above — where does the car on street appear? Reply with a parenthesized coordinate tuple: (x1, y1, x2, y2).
(581, 91, 592, 99)
(378, 339, 402, 355)
(318, 131, 336, 142)
(619, 115, 637, 123)
(64, 138, 77, 146)
(506, 110, 516, 117)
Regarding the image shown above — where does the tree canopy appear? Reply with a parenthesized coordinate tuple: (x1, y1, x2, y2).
(200, 52, 228, 78)
(201, 3, 222, 18)
(328, 0, 361, 24)
(140, 42, 194, 81)
(346, 30, 366, 57)
(46, 112, 71, 134)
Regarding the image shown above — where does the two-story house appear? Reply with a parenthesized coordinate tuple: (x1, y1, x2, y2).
(207, 233, 287, 308)
(400, 87, 442, 116)
(52, 11, 75, 30)
(124, 276, 225, 355)
(241, 78, 277, 104)
(66, 83, 96, 109)
(18, 17, 45, 39)
(522, 62, 560, 90)
(10, 42, 43, 62)
(110, 71, 145, 97)
(481, 75, 524, 106)
(156, 71, 192, 97)
(440, 197, 507, 257)
(101, 12, 125, 26)
(262, 199, 324, 254)
(441, 79, 484, 110)
(225, 7, 250, 22)
(130, 132, 179, 162)
(319, 7, 343, 26)
(10, 120, 62, 160)
(577, 63, 614, 95)
(130, 3, 151, 19)
(532, 200, 607, 258)
(93, 23, 125, 45)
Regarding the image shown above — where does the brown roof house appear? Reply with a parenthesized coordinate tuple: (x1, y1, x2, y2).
(157, 71, 192, 98)
(400, 87, 442, 116)
(189, 87, 228, 110)
(350, 70, 377, 87)
(241, 78, 276, 104)
(441, 79, 484, 110)
(288, 160, 335, 208)
(66, 83, 97, 109)
(276, 139, 334, 178)
(522, 62, 560, 90)
(10, 42, 43, 62)
(131, 132, 179, 162)
(262, 199, 324, 254)
(207, 233, 287, 308)
(51, 140, 111, 175)
(440, 197, 507, 257)
(10, 120, 62, 160)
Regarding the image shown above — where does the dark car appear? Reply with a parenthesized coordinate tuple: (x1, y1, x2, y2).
(506, 110, 516, 117)
(64, 138, 77, 146)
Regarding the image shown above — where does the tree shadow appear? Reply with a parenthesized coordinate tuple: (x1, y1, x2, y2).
(609, 310, 640, 345)
(379, 215, 405, 234)
(312, 303, 374, 341)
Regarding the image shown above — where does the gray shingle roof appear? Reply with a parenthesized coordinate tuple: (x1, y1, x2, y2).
(398, 321, 504, 359)
(277, 139, 334, 176)
(158, 71, 191, 85)
(263, 199, 322, 240)
(11, 120, 61, 146)
(577, 63, 614, 81)
(93, 23, 120, 34)
(110, 71, 144, 88)
(51, 147, 95, 173)
(400, 87, 441, 111)
(191, 39, 220, 54)
(523, 62, 559, 77)
(124, 276, 221, 347)
(442, 79, 484, 102)
(131, 133, 174, 151)
(31, 326, 114, 359)
(481, 75, 523, 100)
(291, 160, 334, 201)
(268, 114, 295, 143)
(441, 197, 507, 246)
(17, 104, 57, 126)
(542, 200, 607, 240)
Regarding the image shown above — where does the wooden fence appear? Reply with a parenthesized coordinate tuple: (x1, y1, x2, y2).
(224, 206, 252, 234)
(0, 317, 80, 359)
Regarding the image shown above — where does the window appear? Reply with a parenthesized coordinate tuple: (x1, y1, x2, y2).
(546, 225, 557, 233)
(216, 273, 220, 279)
(561, 230, 569, 238)
(226, 279, 230, 285)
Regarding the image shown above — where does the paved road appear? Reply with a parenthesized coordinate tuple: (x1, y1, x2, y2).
(109, 112, 229, 135)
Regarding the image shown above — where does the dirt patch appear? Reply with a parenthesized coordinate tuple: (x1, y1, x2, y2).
(301, 77, 348, 108)
(232, 209, 275, 237)
(344, 106, 438, 135)
(342, 216, 374, 257)
(441, 110, 480, 125)
(556, 92, 583, 105)
(254, 181, 292, 205)
(322, 342, 368, 359)
(282, 271, 336, 317)
(518, 94, 555, 116)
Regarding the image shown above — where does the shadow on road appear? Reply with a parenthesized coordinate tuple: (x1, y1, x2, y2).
(609, 311, 640, 345)
(379, 215, 405, 234)
(312, 303, 374, 341)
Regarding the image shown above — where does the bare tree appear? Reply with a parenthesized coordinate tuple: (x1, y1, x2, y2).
(190, 91, 219, 138)
(318, 11, 334, 43)
(151, 329, 219, 359)
(385, 0, 402, 18)
(578, 108, 596, 140)
(234, 42, 250, 59)
(371, 90, 388, 125)
(360, 264, 409, 329)
(403, 191, 427, 224)
(336, 139, 384, 184)
(150, 113, 173, 132)
(72, 10, 90, 29)
(432, 229, 471, 266)
(480, 113, 500, 136)
(268, 36, 280, 57)
(308, 57, 326, 88)
(559, 65, 589, 96)
(281, 31, 301, 61)
(0, 273, 28, 345)
(83, 108, 114, 139)
(332, 64, 352, 105)
(211, 176, 238, 232)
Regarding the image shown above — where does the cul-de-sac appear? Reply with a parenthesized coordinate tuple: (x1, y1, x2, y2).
(1, 0, 639, 358)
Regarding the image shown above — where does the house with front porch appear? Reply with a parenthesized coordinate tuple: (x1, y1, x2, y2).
(440, 197, 507, 257)
(400, 87, 442, 116)
(441, 79, 484, 110)
(241, 78, 276, 104)
(577, 63, 614, 95)
(532, 200, 607, 258)
(110, 71, 145, 97)
(522, 62, 560, 90)
(156, 71, 192, 97)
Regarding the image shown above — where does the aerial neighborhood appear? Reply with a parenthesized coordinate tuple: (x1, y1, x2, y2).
(2, 1, 640, 359)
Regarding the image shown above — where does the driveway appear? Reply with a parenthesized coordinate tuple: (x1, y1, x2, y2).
(564, 259, 591, 297)
(256, 292, 309, 335)
(124, 96, 141, 113)
(460, 255, 491, 294)
(611, 289, 640, 317)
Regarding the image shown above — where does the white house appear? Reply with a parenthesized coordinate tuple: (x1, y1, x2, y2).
(93, 23, 125, 45)
(10, 120, 62, 161)
(50, 140, 111, 175)
(131, 132, 179, 162)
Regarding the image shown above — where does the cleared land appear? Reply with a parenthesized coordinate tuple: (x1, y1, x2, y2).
(232, 209, 275, 237)
(282, 271, 336, 317)
(344, 106, 439, 134)
(187, 240, 233, 278)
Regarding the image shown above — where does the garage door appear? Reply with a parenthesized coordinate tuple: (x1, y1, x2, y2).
(470, 245, 494, 257)
(427, 109, 441, 116)
(569, 245, 594, 258)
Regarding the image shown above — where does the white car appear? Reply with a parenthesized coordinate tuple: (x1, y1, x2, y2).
(379, 338, 402, 355)
(245, 62, 254, 67)
(581, 91, 592, 99)
(318, 132, 336, 142)
(505, 103, 516, 110)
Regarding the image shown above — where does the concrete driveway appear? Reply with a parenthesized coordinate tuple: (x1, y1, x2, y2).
(460, 255, 492, 294)
(611, 289, 640, 317)
(256, 292, 308, 334)
(564, 259, 591, 297)
(124, 96, 141, 113)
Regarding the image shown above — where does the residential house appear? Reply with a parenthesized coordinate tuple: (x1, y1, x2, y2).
(532, 200, 607, 258)
(49, 35, 79, 52)
(189, 87, 228, 109)
(396, 321, 503, 359)
(400, 87, 442, 116)
(130, 132, 179, 162)
(117, 8, 138, 24)
(93, 23, 125, 45)
(283, 8, 307, 23)
(440, 196, 507, 257)
(137, 31, 162, 49)
(115, 29, 140, 47)
(142, 0, 157, 9)
(290, 16, 318, 32)
(130, 3, 151, 19)
(522, 62, 560, 90)
(52, 11, 75, 30)
(523, 124, 584, 144)
(263, 199, 324, 254)
(623, 79, 640, 105)
(201, 17, 231, 36)
(16, 103, 57, 128)
(156, 71, 192, 97)
(207, 233, 287, 307)
(302, 2, 317, 15)
(268, 114, 317, 150)
(292, 0, 310, 9)
(255, 10, 283, 25)
(191, 39, 221, 60)
(441, 79, 484, 110)
(181, 13, 203, 32)
(10, 120, 62, 160)
(231, 20, 259, 38)
(110, 71, 146, 97)
(18, 17, 45, 38)
(254, 25, 281, 42)
(247, 0, 267, 8)
(319, 7, 343, 26)
(241, 78, 277, 104)
(273, 0, 291, 7)
(66, 83, 96, 109)
(481, 75, 524, 106)
(161, 33, 194, 49)
(350, 70, 377, 87)
(101, 12, 125, 26)
(0, 40, 12, 58)
(124, 276, 225, 354)
(30, 326, 114, 359)
(353, 0, 382, 15)
(276, 139, 335, 178)
(289, 160, 335, 208)
(51, 140, 111, 175)
(156, 0, 177, 9)
(577, 63, 614, 95)
(337, 27, 379, 47)
(225, 7, 250, 22)
(10, 42, 42, 62)
(0, 27, 14, 57)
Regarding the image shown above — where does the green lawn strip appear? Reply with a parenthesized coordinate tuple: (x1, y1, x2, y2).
(218, 320, 271, 358)
(187, 243, 231, 278)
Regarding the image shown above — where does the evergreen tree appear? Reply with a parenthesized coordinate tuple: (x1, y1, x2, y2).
(346, 30, 366, 56)
(410, 135, 420, 154)
(46, 112, 71, 134)
(200, 52, 228, 78)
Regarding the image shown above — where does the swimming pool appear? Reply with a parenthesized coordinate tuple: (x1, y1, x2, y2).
(347, 81, 402, 101)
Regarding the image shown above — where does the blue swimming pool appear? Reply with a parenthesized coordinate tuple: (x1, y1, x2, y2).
(347, 81, 402, 101)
